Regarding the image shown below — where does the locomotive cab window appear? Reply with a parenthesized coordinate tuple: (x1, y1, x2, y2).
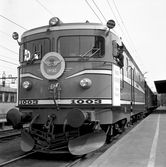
(112, 41, 124, 68)
(21, 38, 50, 62)
(58, 36, 105, 58)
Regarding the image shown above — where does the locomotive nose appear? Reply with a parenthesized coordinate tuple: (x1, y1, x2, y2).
(6, 108, 32, 129)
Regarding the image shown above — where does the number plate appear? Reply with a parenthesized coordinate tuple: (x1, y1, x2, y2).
(71, 99, 101, 104)
(19, 100, 38, 105)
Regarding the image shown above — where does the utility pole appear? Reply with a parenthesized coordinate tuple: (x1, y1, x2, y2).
(0, 71, 17, 87)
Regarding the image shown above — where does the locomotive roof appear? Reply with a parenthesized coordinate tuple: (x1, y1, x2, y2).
(21, 19, 144, 77)
(21, 22, 108, 38)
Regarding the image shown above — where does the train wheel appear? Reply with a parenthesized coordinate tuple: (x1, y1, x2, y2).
(105, 125, 113, 143)
(126, 121, 131, 127)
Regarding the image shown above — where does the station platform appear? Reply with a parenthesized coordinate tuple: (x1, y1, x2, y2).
(88, 106, 166, 167)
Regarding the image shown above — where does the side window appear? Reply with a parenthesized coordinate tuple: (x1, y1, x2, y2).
(120, 68, 124, 90)
(0, 93, 2, 102)
(91, 36, 105, 57)
(129, 66, 132, 79)
(134, 69, 137, 82)
(112, 40, 118, 56)
(112, 41, 124, 68)
(126, 58, 128, 77)
(127, 60, 132, 79)
(58, 36, 105, 58)
(21, 38, 50, 62)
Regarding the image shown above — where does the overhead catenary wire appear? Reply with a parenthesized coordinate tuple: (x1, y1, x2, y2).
(0, 15, 27, 30)
(112, 0, 145, 70)
(106, 0, 120, 28)
(85, 0, 117, 34)
(92, 0, 119, 34)
(112, 0, 134, 47)
(92, 0, 107, 22)
(0, 64, 17, 70)
(0, 45, 18, 55)
(36, 0, 55, 17)
(107, 0, 144, 70)
(0, 58, 18, 66)
(0, 15, 21, 73)
(0, 30, 11, 37)
(0, 54, 18, 62)
(85, 0, 103, 23)
(107, 0, 132, 48)
(112, 0, 138, 54)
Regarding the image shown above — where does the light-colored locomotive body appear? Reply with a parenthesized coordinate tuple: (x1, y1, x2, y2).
(7, 18, 146, 154)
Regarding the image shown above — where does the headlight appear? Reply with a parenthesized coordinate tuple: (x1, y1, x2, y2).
(80, 78, 92, 89)
(22, 81, 32, 90)
(49, 17, 60, 26)
(12, 32, 19, 40)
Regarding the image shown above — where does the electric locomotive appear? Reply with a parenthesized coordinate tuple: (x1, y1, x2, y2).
(7, 17, 146, 155)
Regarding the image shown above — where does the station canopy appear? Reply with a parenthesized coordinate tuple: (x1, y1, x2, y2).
(154, 80, 166, 93)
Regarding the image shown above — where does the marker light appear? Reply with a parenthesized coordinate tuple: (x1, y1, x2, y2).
(22, 81, 32, 91)
(49, 17, 60, 26)
(80, 78, 92, 89)
(106, 20, 115, 29)
(12, 32, 19, 40)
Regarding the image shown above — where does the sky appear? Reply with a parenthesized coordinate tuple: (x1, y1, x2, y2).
(0, 0, 166, 92)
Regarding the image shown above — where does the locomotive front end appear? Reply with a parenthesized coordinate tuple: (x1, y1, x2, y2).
(7, 17, 119, 155)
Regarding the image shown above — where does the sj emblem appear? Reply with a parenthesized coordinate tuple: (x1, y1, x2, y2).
(40, 52, 65, 80)
(44, 59, 62, 67)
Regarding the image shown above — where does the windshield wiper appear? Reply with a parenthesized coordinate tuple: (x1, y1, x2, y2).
(78, 48, 93, 61)
(78, 48, 100, 61)
(86, 48, 100, 60)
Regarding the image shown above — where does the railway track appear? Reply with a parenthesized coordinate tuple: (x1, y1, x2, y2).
(0, 151, 85, 167)
(0, 125, 29, 141)
(0, 118, 143, 167)
(0, 151, 36, 166)
(0, 129, 21, 140)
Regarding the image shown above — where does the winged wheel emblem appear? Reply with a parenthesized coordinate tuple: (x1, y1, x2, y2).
(44, 58, 62, 67)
